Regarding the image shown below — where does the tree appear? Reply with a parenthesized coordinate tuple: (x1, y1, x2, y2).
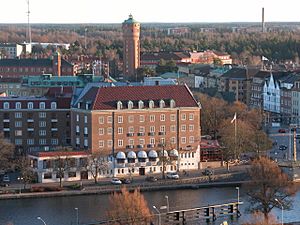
(86, 152, 110, 184)
(16, 156, 35, 190)
(107, 187, 153, 225)
(0, 134, 15, 173)
(243, 212, 280, 225)
(246, 157, 296, 221)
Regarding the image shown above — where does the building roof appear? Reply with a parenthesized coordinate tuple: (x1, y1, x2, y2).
(123, 14, 139, 24)
(0, 77, 22, 83)
(222, 67, 259, 79)
(0, 58, 73, 67)
(77, 85, 199, 110)
(29, 151, 90, 158)
(141, 52, 190, 61)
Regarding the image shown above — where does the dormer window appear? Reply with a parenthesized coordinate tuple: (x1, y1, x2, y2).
(170, 99, 176, 108)
(15, 102, 21, 109)
(77, 103, 81, 109)
(51, 102, 57, 109)
(128, 101, 133, 109)
(159, 100, 165, 108)
(117, 101, 123, 110)
(28, 102, 33, 109)
(39, 102, 45, 109)
(3, 102, 9, 109)
(149, 100, 154, 109)
(85, 103, 90, 110)
(138, 100, 144, 109)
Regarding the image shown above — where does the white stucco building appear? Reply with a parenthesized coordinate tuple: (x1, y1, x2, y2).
(263, 73, 281, 114)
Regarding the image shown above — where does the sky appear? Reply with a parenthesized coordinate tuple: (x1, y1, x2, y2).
(1, 0, 300, 23)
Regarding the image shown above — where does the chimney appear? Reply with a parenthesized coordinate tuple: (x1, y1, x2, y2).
(53, 50, 61, 76)
(262, 7, 265, 33)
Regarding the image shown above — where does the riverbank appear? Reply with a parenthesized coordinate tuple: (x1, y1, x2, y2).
(0, 171, 247, 200)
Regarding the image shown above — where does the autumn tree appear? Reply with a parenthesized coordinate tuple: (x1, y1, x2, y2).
(107, 187, 153, 225)
(246, 157, 296, 221)
(0, 134, 15, 173)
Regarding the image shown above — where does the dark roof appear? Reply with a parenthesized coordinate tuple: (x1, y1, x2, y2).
(222, 68, 259, 79)
(78, 85, 199, 110)
(141, 52, 190, 61)
(0, 58, 73, 67)
(0, 77, 22, 83)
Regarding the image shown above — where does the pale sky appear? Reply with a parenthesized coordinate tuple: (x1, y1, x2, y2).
(1, 0, 300, 23)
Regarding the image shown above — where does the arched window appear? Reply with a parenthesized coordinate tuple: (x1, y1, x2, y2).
(27, 102, 33, 109)
(51, 102, 57, 109)
(39, 102, 45, 109)
(15, 102, 21, 109)
(159, 99, 165, 108)
(170, 99, 176, 108)
(138, 100, 144, 109)
(128, 101, 133, 109)
(117, 101, 123, 110)
(3, 102, 9, 109)
(149, 100, 154, 109)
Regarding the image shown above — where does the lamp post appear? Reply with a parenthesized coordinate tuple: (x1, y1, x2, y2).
(153, 205, 161, 225)
(275, 198, 283, 225)
(165, 195, 169, 212)
(236, 187, 240, 204)
(17, 177, 23, 194)
(37, 216, 47, 225)
(75, 207, 79, 225)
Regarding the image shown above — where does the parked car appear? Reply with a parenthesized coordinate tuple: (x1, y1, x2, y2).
(120, 178, 132, 184)
(166, 172, 179, 179)
(110, 178, 122, 185)
(278, 129, 286, 133)
(202, 168, 213, 176)
(279, 145, 287, 151)
(145, 176, 157, 182)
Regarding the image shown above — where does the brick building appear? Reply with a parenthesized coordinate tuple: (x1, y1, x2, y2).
(0, 87, 73, 153)
(71, 85, 201, 176)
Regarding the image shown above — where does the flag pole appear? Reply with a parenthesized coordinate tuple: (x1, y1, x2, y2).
(235, 114, 237, 160)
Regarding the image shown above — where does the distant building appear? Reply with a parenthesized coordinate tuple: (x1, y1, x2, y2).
(0, 52, 74, 77)
(0, 43, 24, 59)
(122, 14, 140, 80)
(143, 77, 177, 86)
(167, 27, 190, 35)
(263, 73, 281, 114)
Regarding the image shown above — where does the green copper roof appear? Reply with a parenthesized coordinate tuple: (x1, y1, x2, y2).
(123, 14, 138, 24)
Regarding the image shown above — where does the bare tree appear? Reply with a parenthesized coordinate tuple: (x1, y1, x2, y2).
(246, 157, 296, 221)
(0, 134, 15, 173)
(54, 155, 71, 188)
(243, 212, 280, 225)
(16, 156, 35, 190)
(86, 152, 110, 184)
(107, 187, 153, 225)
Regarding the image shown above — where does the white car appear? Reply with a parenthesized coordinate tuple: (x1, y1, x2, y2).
(166, 172, 179, 179)
(111, 178, 122, 185)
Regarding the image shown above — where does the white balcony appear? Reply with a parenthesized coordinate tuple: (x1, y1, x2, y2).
(51, 119, 58, 122)
(27, 128, 34, 131)
(51, 128, 58, 131)
(3, 119, 10, 122)
(27, 119, 34, 122)
(3, 128, 10, 131)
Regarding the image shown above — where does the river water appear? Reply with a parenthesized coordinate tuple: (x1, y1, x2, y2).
(1, 186, 300, 225)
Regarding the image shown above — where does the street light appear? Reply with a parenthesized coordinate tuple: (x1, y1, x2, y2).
(236, 187, 240, 204)
(275, 198, 283, 225)
(165, 195, 169, 212)
(37, 216, 47, 225)
(153, 205, 161, 225)
(75, 207, 79, 225)
(17, 177, 23, 194)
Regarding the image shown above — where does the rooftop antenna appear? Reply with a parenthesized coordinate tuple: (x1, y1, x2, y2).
(26, 0, 32, 44)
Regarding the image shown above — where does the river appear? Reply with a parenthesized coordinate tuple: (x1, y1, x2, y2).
(1, 186, 300, 225)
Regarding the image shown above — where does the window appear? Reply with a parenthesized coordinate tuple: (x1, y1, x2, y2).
(150, 126, 155, 132)
(149, 100, 154, 108)
(44, 173, 52, 179)
(39, 121, 46, 127)
(159, 100, 165, 108)
(76, 114, 79, 122)
(138, 100, 144, 109)
(128, 115, 134, 123)
(118, 139, 123, 147)
(129, 139, 134, 145)
(39, 130, 46, 136)
(189, 125, 194, 131)
(39, 112, 46, 118)
(160, 126, 165, 132)
(171, 125, 176, 132)
(160, 114, 165, 121)
(99, 128, 104, 135)
(84, 127, 88, 135)
(15, 130, 22, 136)
(181, 113, 186, 120)
(68, 172, 76, 178)
(170, 114, 176, 121)
(3, 102, 9, 109)
(84, 139, 88, 147)
(150, 115, 155, 122)
(39, 102, 45, 109)
(27, 139, 34, 145)
(118, 127, 123, 134)
(15, 102, 21, 109)
(118, 116, 123, 123)
(27, 102, 33, 109)
(170, 99, 176, 108)
(39, 139, 47, 145)
(84, 116, 88, 123)
(99, 140, 104, 148)
(139, 115, 145, 122)
(150, 138, 155, 144)
(107, 127, 112, 135)
(171, 137, 176, 144)
(139, 139, 145, 145)
(107, 116, 112, 123)
(76, 125, 80, 133)
(189, 113, 194, 120)
(181, 125, 186, 132)
(15, 139, 22, 145)
(15, 121, 22, 127)
(51, 102, 57, 109)
(189, 136, 194, 144)
(107, 140, 112, 147)
(117, 101, 123, 110)
(129, 126, 134, 133)
(128, 101, 133, 109)
(181, 137, 186, 144)
(75, 138, 80, 145)
(98, 116, 104, 124)
(15, 112, 22, 118)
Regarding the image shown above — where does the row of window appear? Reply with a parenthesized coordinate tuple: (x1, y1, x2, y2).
(3, 102, 57, 110)
(15, 139, 58, 145)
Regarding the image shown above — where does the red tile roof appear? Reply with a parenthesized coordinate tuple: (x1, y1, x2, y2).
(29, 151, 90, 158)
(81, 85, 199, 110)
(200, 140, 221, 149)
